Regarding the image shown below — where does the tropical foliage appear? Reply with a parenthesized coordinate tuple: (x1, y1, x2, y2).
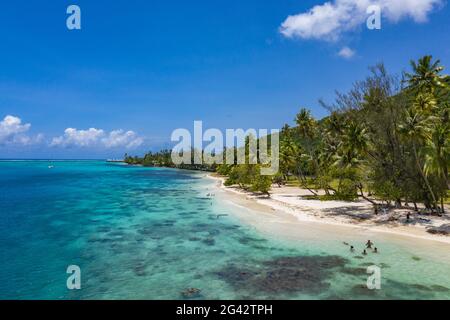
(126, 56, 449, 212)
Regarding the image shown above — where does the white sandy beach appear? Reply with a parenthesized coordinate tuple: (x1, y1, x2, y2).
(207, 175, 450, 247)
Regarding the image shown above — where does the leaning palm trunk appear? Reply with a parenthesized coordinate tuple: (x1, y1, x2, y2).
(296, 165, 318, 196)
(413, 143, 438, 211)
(357, 184, 379, 214)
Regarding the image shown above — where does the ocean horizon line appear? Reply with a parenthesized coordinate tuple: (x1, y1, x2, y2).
(0, 158, 108, 161)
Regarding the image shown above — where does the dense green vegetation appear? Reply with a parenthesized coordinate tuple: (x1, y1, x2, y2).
(126, 56, 449, 213)
(124, 149, 217, 171)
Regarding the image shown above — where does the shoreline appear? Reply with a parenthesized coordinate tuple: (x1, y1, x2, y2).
(206, 175, 450, 246)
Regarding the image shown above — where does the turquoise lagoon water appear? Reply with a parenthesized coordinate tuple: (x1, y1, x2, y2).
(0, 160, 450, 300)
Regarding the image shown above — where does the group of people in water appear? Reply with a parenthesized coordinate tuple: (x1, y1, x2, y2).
(345, 240, 379, 256)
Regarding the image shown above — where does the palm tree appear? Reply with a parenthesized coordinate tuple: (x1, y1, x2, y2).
(324, 112, 344, 137)
(295, 108, 319, 176)
(413, 92, 438, 115)
(399, 108, 438, 210)
(295, 108, 316, 139)
(279, 137, 297, 180)
(281, 124, 291, 138)
(333, 121, 368, 171)
(405, 56, 446, 93)
(340, 121, 369, 157)
(424, 123, 450, 213)
(403, 57, 447, 211)
(333, 150, 364, 170)
(424, 124, 450, 181)
(320, 112, 342, 169)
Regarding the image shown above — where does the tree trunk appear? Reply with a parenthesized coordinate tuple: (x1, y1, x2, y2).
(328, 187, 337, 195)
(413, 143, 438, 210)
(297, 166, 318, 196)
(357, 184, 378, 214)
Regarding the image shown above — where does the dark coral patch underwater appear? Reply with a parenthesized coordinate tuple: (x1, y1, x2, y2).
(214, 255, 349, 295)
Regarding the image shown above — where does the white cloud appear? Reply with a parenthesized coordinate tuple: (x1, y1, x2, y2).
(280, 0, 443, 41)
(51, 127, 143, 149)
(0, 115, 42, 145)
(338, 46, 356, 58)
(51, 128, 104, 147)
(102, 130, 144, 149)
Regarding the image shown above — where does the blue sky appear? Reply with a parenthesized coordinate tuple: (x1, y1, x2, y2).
(0, 0, 449, 158)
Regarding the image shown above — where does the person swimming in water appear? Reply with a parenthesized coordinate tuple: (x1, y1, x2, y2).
(366, 240, 373, 249)
(363, 249, 367, 255)
(350, 246, 355, 252)
(374, 247, 378, 253)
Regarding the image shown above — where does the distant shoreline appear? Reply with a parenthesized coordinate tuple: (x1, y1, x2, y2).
(0, 159, 106, 161)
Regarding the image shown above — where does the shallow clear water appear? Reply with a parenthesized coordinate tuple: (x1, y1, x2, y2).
(0, 160, 449, 300)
